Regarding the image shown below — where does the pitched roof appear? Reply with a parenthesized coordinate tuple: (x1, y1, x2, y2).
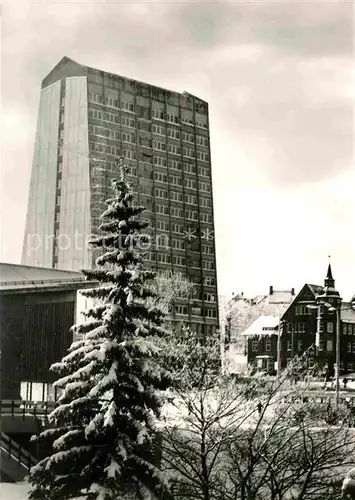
(341, 303, 355, 323)
(242, 315, 280, 337)
(0, 262, 92, 292)
(306, 284, 324, 296)
(267, 290, 295, 304)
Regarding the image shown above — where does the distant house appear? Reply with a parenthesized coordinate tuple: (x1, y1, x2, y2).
(224, 286, 295, 357)
(0, 263, 97, 400)
(244, 265, 355, 375)
(243, 315, 280, 374)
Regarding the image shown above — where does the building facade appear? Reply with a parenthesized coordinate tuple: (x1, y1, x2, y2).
(0, 263, 96, 400)
(245, 266, 355, 375)
(22, 57, 219, 337)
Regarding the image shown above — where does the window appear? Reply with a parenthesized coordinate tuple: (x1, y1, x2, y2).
(156, 220, 169, 231)
(153, 140, 166, 151)
(122, 132, 136, 144)
(298, 340, 303, 351)
(348, 342, 352, 353)
(157, 253, 171, 264)
(155, 188, 168, 199)
(172, 239, 185, 250)
(122, 101, 135, 113)
(185, 178, 197, 190)
(167, 128, 180, 139)
(199, 181, 211, 193)
(184, 163, 196, 174)
(265, 339, 271, 352)
(172, 223, 183, 234)
(175, 305, 188, 315)
(152, 109, 165, 121)
(125, 149, 136, 160)
(183, 147, 195, 159)
(348, 361, 354, 371)
(327, 322, 334, 333)
(204, 292, 216, 302)
(287, 340, 292, 351)
(202, 245, 214, 255)
(156, 204, 169, 215)
(182, 132, 194, 143)
(252, 341, 258, 352)
(295, 305, 312, 315)
(122, 116, 135, 128)
(170, 175, 183, 187)
(319, 340, 325, 351)
(196, 151, 209, 162)
(202, 260, 215, 271)
(167, 114, 179, 124)
(200, 197, 211, 208)
(185, 194, 197, 205)
(352, 342, 355, 354)
(153, 156, 167, 167)
(206, 309, 217, 318)
(186, 210, 198, 221)
(152, 124, 165, 136)
(196, 135, 209, 147)
(294, 323, 306, 334)
(327, 340, 333, 351)
(154, 172, 167, 183)
(168, 144, 181, 155)
(171, 191, 183, 202)
(201, 213, 212, 224)
(198, 166, 209, 177)
(171, 207, 183, 218)
(287, 323, 292, 333)
(173, 255, 186, 266)
(204, 276, 216, 286)
(169, 160, 182, 171)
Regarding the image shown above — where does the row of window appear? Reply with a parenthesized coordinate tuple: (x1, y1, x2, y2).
(89, 109, 120, 124)
(152, 158, 209, 177)
(343, 323, 355, 335)
(89, 125, 120, 140)
(156, 204, 212, 222)
(295, 305, 313, 316)
(285, 321, 336, 334)
(89, 92, 208, 126)
(252, 338, 355, 355)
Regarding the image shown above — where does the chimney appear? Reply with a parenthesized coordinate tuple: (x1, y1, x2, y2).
(269, 286, 273, 295)
(291, 288, 295, 296)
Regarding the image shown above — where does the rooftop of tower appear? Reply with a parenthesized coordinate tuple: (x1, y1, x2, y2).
(42, 56, 208, 105)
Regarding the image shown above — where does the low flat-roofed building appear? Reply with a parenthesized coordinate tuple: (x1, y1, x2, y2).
(0, 263, 97, 400)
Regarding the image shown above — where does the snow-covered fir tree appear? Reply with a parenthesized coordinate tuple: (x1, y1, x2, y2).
(29, 157, 172, 500)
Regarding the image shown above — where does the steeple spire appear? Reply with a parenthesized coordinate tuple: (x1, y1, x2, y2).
(323, 256, 337, 292)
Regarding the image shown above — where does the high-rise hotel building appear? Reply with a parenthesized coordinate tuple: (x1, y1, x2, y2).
(22, 57, 218, 336)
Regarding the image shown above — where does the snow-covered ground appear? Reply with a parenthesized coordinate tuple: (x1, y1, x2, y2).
(0, 482, 29, 500)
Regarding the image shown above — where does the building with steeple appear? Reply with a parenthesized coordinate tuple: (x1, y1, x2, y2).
(245, 263, 355, 374)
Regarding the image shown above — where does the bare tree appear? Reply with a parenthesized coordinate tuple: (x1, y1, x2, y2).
(160, 340, 355, 500)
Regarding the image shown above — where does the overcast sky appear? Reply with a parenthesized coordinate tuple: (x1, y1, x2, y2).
(1, 0, 354, 299)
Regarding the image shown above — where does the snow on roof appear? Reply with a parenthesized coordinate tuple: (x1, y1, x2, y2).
(242, 315, 280, 337)
(0, 262, 92, 291)
(341, 304, 355, 323)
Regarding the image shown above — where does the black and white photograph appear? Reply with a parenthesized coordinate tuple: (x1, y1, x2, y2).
(0, 0, 354, 498)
